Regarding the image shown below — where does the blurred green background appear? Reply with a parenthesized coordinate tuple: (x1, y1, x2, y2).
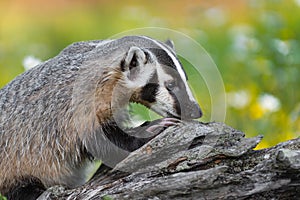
(0, 0, 299, 148)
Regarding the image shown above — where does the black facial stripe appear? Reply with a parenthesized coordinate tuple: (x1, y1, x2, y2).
(148, 48, 188, 81)
(148, 48, 176, 70)
(141, 83, 159, 103)
(140, 70, 158, 103)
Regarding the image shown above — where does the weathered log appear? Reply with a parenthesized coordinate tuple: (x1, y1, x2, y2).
(39, 121, 300, 200)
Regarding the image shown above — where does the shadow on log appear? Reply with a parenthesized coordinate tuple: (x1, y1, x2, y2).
(39, 121, 300, 200)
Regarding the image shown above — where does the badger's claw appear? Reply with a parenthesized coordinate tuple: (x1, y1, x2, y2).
(161, 117, 182, 123)
(146, 118, 181, 135)
(127, 118, 181, 140)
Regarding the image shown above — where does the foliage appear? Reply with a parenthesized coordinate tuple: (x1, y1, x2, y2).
(0, 193, 7, 200)
(0, 0, 299, 148)
(102, 195, 113, 200)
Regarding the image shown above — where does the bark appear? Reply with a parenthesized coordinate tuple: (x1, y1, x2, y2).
(39, 121, 300, 200)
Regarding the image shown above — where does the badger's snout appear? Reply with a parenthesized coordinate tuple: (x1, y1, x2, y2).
(170, 86, 203, 120)
(181, 102, 203, 120)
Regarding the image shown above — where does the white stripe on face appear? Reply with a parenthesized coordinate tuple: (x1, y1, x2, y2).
(142, 36, 187, 80)
(141, 36, 197, 103)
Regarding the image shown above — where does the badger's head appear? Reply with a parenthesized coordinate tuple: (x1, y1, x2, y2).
(119, 36, 202, 120)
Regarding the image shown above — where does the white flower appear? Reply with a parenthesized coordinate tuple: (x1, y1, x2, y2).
(227, 90, 250, 109)
(273, 39, 290, 55)
(258, 93, 281, 112)
(22, 56, 42, 71)
(229, 25, 260, 59)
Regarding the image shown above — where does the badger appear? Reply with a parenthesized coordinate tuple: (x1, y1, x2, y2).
(0, 36, 202, 199)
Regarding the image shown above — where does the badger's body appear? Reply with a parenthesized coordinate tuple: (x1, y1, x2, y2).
(0, 36, 202, 199)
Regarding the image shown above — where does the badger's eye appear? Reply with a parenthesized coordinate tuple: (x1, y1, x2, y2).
(166, 81, 176, 91)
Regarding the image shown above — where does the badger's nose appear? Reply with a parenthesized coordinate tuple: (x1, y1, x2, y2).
(182, 102, 203, 120)
(190, 103, 203, 119)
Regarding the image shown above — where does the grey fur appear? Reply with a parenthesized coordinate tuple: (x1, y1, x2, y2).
(0, 36, 201, 198)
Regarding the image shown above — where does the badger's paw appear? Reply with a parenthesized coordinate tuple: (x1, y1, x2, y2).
(124, 118, 181, 151)
(145, 118, 181, 135)
(126, 118, 181, 143)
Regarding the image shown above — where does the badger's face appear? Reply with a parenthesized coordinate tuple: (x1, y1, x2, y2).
(121, 37, 202, 120)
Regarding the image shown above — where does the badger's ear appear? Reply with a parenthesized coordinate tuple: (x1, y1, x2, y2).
(165, 39, 175, 50)
(121, 46, 147, 80)
(121, 47, 146, 71)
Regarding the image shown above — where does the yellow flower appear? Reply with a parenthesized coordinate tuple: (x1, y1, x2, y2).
(250, 103, 264, 119)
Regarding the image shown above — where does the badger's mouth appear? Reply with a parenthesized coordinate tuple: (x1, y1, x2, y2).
(150, 104, 180, 119)
(128, 102, 180, 127)
(151, 106, 179, 118)
(165, 111, 181, 119)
